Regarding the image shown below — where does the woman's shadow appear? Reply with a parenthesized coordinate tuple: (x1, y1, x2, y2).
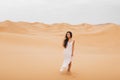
(59, 71, 78, 80)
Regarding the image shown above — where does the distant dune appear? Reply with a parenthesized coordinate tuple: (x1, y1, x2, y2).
(0, 20, 120, 80)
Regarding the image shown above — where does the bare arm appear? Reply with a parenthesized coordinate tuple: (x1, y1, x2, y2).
(72, 40, 75, 56)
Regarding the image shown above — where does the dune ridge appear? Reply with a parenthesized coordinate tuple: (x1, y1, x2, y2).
(0, 20, 120, 34)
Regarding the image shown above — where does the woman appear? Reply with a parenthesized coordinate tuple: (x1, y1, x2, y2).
(60, 31, 75, 72)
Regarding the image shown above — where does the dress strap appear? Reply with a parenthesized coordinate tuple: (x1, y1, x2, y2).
(68, 40, 74, 44)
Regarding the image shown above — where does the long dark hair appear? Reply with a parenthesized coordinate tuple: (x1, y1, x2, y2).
(63, 31, 72, 48)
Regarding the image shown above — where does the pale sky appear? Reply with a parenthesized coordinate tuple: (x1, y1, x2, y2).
(0, 0, 120, 24)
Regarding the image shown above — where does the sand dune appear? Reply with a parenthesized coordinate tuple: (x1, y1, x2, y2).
(0, 20, 120, 80)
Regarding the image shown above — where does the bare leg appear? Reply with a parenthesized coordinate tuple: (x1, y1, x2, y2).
(67, 62, 72, 72)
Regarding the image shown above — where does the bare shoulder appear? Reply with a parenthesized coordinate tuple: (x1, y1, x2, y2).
(72, 39, 75, 42)
(72, 39, 75, 43)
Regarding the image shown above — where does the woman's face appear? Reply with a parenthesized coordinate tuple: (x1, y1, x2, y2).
(66, 32, 71, 39)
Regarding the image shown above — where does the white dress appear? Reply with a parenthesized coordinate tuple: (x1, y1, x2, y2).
(60, 40, 73, 72)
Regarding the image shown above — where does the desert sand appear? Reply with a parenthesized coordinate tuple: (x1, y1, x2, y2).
(0, 20, 120, 80)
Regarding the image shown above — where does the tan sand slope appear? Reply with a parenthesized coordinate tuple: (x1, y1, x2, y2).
(0, 20, 120, 80)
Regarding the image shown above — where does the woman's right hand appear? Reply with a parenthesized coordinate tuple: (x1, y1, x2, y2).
(71, 53, 73, 57)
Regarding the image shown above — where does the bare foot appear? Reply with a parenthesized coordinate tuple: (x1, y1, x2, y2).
(67, 69, 71, 72)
